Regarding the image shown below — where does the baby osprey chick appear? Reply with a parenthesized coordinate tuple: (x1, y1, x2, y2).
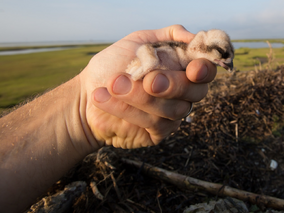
(126, 29, 234, 80)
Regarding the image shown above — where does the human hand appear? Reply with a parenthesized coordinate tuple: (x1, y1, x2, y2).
(79, 25, 217, 150)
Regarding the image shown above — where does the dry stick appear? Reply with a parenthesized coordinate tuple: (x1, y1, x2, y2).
(121, 158, 284, 210)
(235, 123, 238, 143)
(90, 180, 104, 200)
(126, 199, 156, 213)
(110, 172, 121, 200)
(28, 181, 87, 213)
(156, 189, 163, 213)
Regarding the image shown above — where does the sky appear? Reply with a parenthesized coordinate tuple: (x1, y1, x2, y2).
(1, 0, 284, 43)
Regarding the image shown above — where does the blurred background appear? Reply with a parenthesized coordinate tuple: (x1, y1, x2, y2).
(1, 0, 284, 111)
(1, 2, 284, 212)
(1, 0, 284, 44)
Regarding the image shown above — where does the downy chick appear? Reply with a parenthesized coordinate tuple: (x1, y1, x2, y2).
(126, 29, 234, 80)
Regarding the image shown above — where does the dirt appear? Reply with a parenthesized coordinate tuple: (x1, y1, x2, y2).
(29, 66, 284, 213)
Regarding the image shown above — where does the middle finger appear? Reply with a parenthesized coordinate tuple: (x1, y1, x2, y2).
(108, 73, 199, 120)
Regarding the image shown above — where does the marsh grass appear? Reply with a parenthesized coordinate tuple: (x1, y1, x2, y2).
(1, 41, 284, 113)
(0, 44, 110, 112)
(217, 40, 284, 73)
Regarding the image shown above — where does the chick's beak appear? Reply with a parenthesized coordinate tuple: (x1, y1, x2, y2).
(224, 61, 234, 72)
(214, 59, 234, 72)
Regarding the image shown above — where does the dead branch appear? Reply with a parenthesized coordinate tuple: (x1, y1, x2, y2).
(110, 172, 121, 200)
(122, 158, 284, 210)
(27, 181, 86, 213)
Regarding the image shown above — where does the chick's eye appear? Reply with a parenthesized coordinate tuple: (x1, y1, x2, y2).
(216, 47, 229, 59)
(216, 47, 224, 55)
(223, 52, 229, 59)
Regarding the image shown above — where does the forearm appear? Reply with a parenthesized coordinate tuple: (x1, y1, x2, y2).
(0, 75, 97, 212)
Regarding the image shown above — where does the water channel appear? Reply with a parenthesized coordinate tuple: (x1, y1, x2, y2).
(0, 42, 283, 56)
(232, 42, 284, 49)
(0, 47, 74, 56)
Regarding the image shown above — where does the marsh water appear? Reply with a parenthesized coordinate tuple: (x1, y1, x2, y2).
(0, 42, 283, 56)
(0, 47, 75, 56)
(232, 42, 284, 49)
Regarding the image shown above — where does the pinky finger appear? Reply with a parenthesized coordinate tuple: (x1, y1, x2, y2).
(92, 87, 180, 145)
(92, 87, 154, 129)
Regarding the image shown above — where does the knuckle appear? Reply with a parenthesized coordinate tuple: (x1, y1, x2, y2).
(132, 93, 155, 106)
(189, 84, 208, 102)
(171, 24, 186, 30)
(116, 102, 134, 116)
(164, 101, 190, 120)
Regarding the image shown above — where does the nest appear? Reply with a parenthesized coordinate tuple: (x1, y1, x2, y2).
(29, 66, 284, 212)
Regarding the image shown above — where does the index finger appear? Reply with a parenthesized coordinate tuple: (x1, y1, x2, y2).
(142, 58, 217, 101)
(125, 25, 195, 44)
(153, 25, 195, 43)
(186, 58, 217, 83)
(143, 70, 209, 102)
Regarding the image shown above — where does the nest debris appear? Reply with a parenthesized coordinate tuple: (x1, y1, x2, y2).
(29, 66, 284, 212)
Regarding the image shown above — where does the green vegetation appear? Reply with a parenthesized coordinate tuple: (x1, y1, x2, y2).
(216, 39, 284, 73)
(218, 46, 284, 73)
(0, 44, 110, 112)
(234, 47, 284, 69)
(1, 41, 284, 113)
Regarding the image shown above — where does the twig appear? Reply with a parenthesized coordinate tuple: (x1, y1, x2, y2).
(266, 41, 274, 70)
(90, 180, 104, 200)
(126, 199, 156, 213)
(27, 181, 86, 213)
(235, 123, 238, 143)
(110, 172, 121, 200)
(122, 158, 284, 210)
(157, 189, 162, 213)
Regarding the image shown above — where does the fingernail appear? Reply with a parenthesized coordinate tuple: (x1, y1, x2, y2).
(152, 74, 169, 93)
(113, 75, 132, 95)
(94, 88, 111, 103)
(196, 64, 208, 81)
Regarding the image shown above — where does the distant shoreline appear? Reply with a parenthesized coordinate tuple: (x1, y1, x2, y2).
(0, 42, 113, 52)
(1, 38, 284, 47)
(0, 41, 114, 48)
(0, 40, 283, 56)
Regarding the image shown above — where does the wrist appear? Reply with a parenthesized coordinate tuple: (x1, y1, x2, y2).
(63, 75, 101, 156)
(77, 66, 109, 150)
(0, 75, 99, 211)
